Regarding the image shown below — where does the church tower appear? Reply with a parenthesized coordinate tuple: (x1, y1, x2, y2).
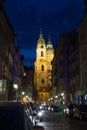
(34, 29, 54, 104)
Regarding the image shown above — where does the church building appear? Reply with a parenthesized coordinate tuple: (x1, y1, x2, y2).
(34, 29, 54, 104)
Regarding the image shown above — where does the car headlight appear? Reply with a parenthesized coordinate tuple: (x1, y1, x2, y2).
(39, 106, 42, 110)
(38, 112, 42, 117)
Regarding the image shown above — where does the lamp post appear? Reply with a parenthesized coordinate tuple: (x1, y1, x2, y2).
(22, 91, 25, 96)
(54, 95, 58, 105)
(60, 92, 65, 107)
(13, 83, 18, 100)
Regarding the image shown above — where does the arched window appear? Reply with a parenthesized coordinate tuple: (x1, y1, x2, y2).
(41, 51, 44, 57)
(41, 79, 44, 84)
(41, 65, 44, 71)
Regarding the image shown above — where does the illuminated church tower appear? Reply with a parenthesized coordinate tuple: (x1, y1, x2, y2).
(34, 29, 54, 104)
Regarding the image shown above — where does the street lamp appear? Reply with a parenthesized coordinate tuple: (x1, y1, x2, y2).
(22, 91, 25, 95)
(13, 83, 18, 100)
(61, 93, 64, 97)
(54, 95, 58, 105)
(55, 95, 58, 98)
(13, 84, 18, 90)
(61, 92, 65, 105)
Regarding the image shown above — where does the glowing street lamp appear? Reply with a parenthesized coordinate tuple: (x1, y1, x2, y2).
(55, 95, 58, 98)
(13, 84, 18, 90)
(61, 93, 64, 96)
(26, 95, 28, 98)
(50, 97, 53, 100)
(22, 91, 25, 95)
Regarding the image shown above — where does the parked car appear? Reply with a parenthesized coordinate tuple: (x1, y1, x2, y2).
(64, 103, 76, 118)
(51, 105, 61, 112)
(32, 110, 44, 123)
(39, 105, 48, 110)
(73, 104, 87, 120)
(48, 105, 54, 111)
(32, 125, 44, 130)
(37, 110, 44, 121)
(0, 101, 33, 130)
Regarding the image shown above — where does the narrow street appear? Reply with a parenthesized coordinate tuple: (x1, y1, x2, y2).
(37, 110, 87, 130)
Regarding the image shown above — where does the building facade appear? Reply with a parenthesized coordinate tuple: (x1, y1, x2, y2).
(77, 0, 87, 104)
(0, 3, 24, 101)
(22, 66, 34, 102)
(66, 31, 80, 104)
(52, 35, 69, 105)
(34, 30, 54, 104)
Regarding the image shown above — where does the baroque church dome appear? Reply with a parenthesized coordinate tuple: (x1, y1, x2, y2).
(46, 36, 54, 55)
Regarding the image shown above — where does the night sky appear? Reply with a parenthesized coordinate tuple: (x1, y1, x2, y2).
(3, 0, 85, 66)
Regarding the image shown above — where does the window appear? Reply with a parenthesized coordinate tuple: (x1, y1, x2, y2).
(41, 45, 44, 48)
(41, 51, 44, 57)
(9, 53, 13, 65)
(41, 79, 44, 83)
(4, 65, 8, 77)
(49, 83, 50, 87)
(41, 65, 44, 71)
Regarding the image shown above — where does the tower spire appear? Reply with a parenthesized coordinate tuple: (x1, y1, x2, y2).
(48, 35, 51, 42)
(47, 35, 52, 45)
(39, 28, 43, 39)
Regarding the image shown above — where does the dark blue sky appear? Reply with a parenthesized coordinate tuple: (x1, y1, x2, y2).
(4, 0, 85, 66)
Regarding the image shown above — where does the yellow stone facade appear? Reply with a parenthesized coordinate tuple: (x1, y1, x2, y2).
(34, 30, 54, 104)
